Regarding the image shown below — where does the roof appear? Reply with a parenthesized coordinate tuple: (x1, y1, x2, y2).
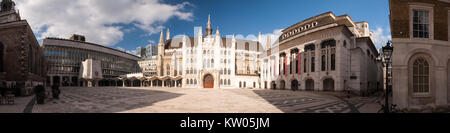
(43, 37, 142, 60)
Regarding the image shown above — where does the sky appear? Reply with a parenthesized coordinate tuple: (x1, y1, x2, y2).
(12, 0, 391, 54)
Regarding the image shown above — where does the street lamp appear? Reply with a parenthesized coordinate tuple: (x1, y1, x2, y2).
(382, 40, 393, 113)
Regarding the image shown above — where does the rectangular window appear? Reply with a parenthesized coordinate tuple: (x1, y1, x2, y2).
(412, 10, 430, 38)
(304, 58, 307, 73)
(321, 55, 326, 71)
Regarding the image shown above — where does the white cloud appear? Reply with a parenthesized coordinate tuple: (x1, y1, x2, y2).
(147, 40, 156, 44)
(126, 50, 137, 55)
(371, 26, 392, 49)
(116, 46, 136, 55)
(15, 0, 193, 46)
(116, 47, 125, 52)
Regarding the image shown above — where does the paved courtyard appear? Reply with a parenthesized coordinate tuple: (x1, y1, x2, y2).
(30, 87, 383, 113)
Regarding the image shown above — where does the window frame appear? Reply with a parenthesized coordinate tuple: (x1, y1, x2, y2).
(409, 54, 433, 98)
(409, 4, 434, 40)
(412, 58, 430, 95)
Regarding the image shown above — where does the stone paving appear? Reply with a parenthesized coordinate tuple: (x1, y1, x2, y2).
(0, 95, 34, 113)
(28, 87, 383, 113)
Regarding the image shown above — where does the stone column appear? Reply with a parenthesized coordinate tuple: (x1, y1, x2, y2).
(122, 80, 125, 87)
(150, 80, 153, 87)
(50, 76, 54, 86)
(69, 77, 73, 86)
(59, 76, 63, 86)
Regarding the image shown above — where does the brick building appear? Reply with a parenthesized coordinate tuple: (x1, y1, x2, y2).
(389, 0, 450, 109)
(0, 0, 47, 96)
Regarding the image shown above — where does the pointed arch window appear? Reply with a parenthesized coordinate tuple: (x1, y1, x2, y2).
(413, 58, 430, 93)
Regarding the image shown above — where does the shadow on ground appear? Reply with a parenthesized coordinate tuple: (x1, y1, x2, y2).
(33, 87, 183, 113)
(250, 89, 356, 113)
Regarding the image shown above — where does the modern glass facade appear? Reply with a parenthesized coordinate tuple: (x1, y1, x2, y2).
(42, 36, 141, 87)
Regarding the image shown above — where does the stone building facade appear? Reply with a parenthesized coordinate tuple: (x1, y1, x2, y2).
(389, 0, 450, 109)
(152, 15, 262, 88)
(0, 0, 47, 95)
(260, 12, 383, 95)
(138, 56, 158, 76)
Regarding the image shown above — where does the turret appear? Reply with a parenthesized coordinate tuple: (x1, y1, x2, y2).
(205, 14, 213, 37)
(157, 29, 165, 76)
(266, 34, 271, 50)
(166, 28, 170, 41)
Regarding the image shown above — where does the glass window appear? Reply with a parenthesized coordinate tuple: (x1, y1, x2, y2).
(321, 55, 326, 71)
(304, 58, 307, 73)
(331, 54, 335, 71)
(413, 58, 430, 93)
(413, 10, 430, 38)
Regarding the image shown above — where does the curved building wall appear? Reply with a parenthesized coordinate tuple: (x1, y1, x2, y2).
(261, 12, 382, 95)
(42, 38, 141, 87)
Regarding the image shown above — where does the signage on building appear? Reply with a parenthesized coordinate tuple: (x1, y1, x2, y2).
(280, 21, 319, 42)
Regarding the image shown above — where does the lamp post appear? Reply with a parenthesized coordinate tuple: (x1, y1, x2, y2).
(382, 41, 393, 113)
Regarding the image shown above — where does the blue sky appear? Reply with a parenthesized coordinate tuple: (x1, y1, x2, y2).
(16, 0, 391, 53)
(121, 0, 391, 51)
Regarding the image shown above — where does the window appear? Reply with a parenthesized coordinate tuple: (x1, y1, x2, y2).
(304, 58, 307, 73)
(331, 54, 336, 71)
(413, 58, 430, 93)
(412, 10, 430, 38)
(290, 56, 293, 74)
(343, 40, 347, 48)
(228, 79, 231, 85)
(321, 55, 326, 71)
(166, 65, 170, 75)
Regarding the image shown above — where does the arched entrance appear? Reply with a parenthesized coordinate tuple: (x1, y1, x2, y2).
(306, 79, 314, 91)
(280, 80, 285, 90)
(323, 78, 335, 91)
(291, 80, 299, 91)
(203, 74, 214, 88)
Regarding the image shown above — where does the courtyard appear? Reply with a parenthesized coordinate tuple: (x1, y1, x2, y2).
(10, 87, 383, 113)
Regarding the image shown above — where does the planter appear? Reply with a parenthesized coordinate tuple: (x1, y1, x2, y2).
(36, 94, 45, 104)
(51, 85, 60, 99)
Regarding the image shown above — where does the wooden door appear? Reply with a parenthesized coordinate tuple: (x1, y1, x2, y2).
(204, 75, 214, 88)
